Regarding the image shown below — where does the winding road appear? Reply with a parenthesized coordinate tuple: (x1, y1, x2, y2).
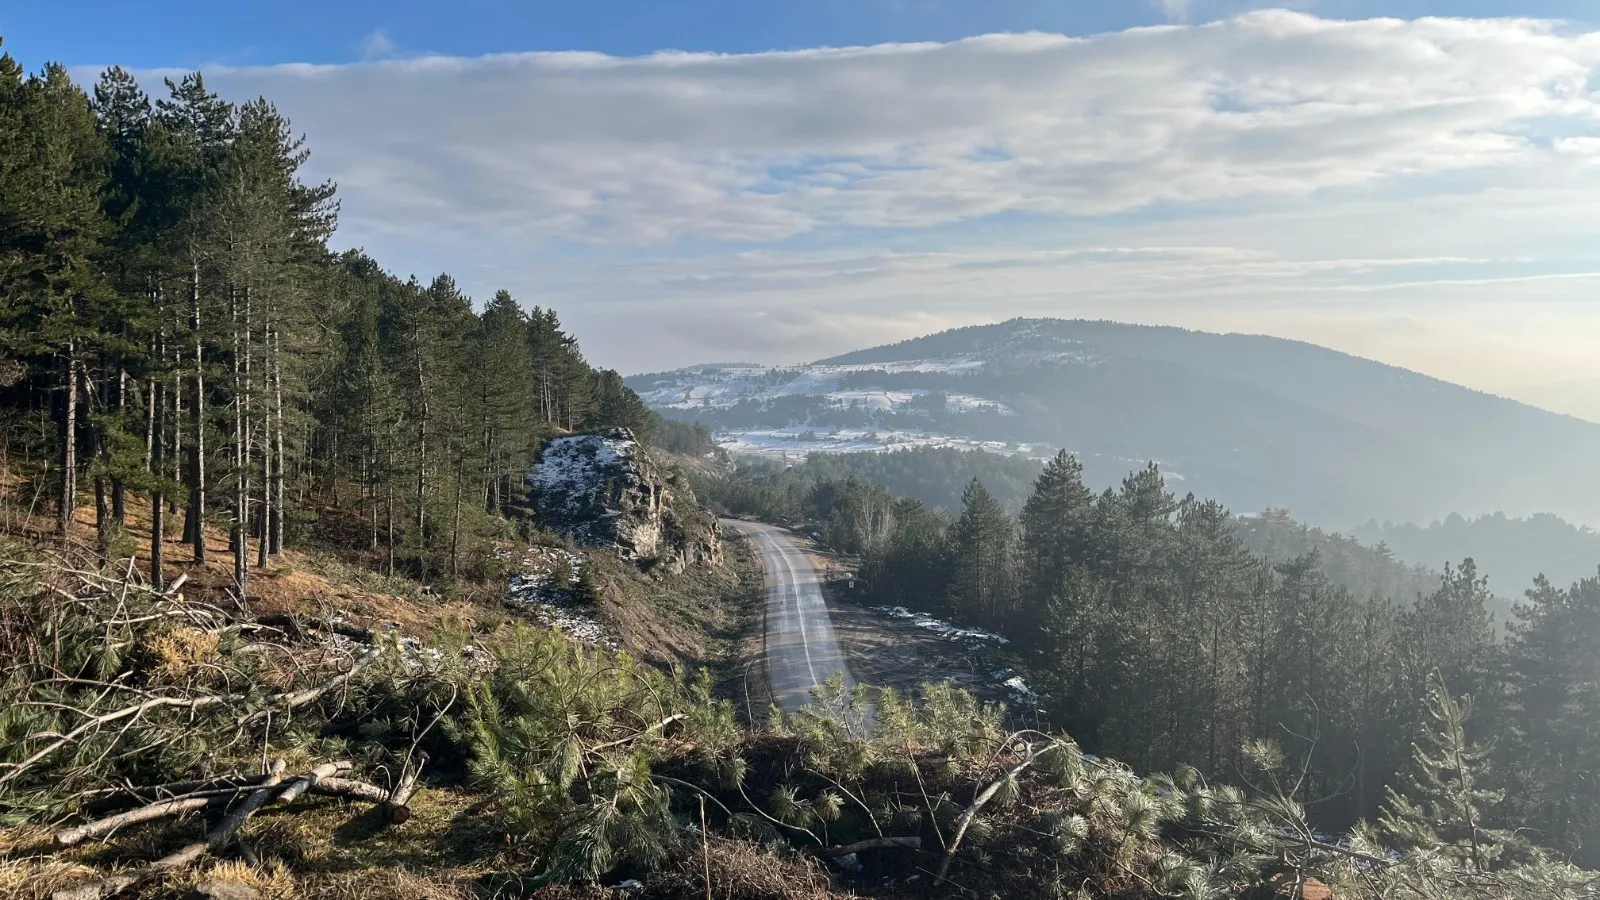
(722, 519, 859, 713)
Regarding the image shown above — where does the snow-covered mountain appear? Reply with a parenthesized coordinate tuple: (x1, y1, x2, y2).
(627, 318, 1600, 528)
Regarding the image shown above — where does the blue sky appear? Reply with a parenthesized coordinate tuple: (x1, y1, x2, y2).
(7, 3, 1600, 418)
(6, 1, 1598, 70)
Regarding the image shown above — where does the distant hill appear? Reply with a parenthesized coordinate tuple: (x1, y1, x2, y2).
(1353, 512, 1600, 599)
(630, 318, 1600, 529)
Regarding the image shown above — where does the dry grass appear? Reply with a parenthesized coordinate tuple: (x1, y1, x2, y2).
(599, 536, 762, 673)
(3, 786, 508, 900)
(0, 854, 102, 900)
(642, 837, 845, 900)
(145, 625, 222, 680)
(173, 859, 298, 899)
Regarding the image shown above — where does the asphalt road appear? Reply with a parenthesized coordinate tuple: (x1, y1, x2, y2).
(722, 519, 859, 713)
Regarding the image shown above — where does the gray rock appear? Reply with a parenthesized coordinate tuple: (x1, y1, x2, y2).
(529, 428, 721, 571)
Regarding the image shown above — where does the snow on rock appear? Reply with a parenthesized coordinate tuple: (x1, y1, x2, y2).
(500, 545, 619, 651)
(528, 427, 721, 571)
(530, 429, 658, 556)
(1002, 675, 1037, 705)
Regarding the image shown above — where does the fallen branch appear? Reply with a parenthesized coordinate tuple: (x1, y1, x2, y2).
(936, 743, 1050, 881)
(80, 774, 272, 815)
(310, 775, 424, 824)
(7, 650, 376, 792)
(236, 648, 381, 727)
(273, 760, 353, 807)
(55, 796, 211, 848)
(254, 613, 374, 644)
(307, 776, 389, 805)
(589, 714, 686, 753)
(53, 759, 287, 900)
(0, 694, 238, 791)
(383, 752, 428, 825)
(824, 836, 922, 857)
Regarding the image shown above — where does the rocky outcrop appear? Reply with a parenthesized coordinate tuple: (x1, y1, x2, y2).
(528, 428, 720, 572)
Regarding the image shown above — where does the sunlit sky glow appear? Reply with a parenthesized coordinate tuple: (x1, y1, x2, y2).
(8, 2, 1600, 418)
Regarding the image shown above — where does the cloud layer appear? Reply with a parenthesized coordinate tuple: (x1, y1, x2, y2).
(157, 11, 1600, 407)
(202, 11, 1600, 243)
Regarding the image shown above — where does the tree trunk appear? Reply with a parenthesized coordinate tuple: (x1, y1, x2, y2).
(231, 286, 248, 594)
(271, 322, 285, 555)
(187, 261, 206, 562)
(385, 439, 396, 578)
(143, 372, 155, 473)
(484, 421, 496, 513)
(451, 459, 462, 581)
(169, 364, 181, 516)
(94, 475, 108, 545)
(414, 344, 427, 582)
(112, 368, 127, 523)
(58, 346, 78, 537)
(150, 376, 166, 591)
(365, 431, 377, 551)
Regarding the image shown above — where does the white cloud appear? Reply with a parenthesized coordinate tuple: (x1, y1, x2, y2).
(194, 11, 1600, 245)
(357, 29, 396, 61)
(1155, 0, 1192, 24)
(134, 11, 1600, 395)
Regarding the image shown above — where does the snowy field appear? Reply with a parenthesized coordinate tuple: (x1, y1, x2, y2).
(634, 358, 995, 412)
(715, 426, 1047, 460)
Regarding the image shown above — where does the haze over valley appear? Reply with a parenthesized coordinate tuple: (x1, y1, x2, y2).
(634, 318, 1600, 524)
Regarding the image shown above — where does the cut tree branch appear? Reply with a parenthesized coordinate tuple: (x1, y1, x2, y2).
(936, 744, 1049, 881)
(824, 836, 922, 857)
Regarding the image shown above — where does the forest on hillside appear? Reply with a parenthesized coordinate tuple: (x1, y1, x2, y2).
(0, 46, 680, 592)
(730, 447, 1588, 608)
(700, 452, 1600, 867)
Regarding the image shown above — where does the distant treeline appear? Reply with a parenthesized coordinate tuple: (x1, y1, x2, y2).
(1353, 512, 1600, 599)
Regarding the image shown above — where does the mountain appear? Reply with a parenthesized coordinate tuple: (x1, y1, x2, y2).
(627, 318, 1600, 528)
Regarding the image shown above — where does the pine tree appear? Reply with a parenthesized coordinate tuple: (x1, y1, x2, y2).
(0, 58, 115, 536)
(1017, 449, 1096, 635)
(946, 477, 1015, 629)
(1379, 671, 1523, 874)
(1505, 571, 1600, 862)
(153, 73, 235, 562)
(474, 290, 534, 514)
(1396, 559, 1499, 747)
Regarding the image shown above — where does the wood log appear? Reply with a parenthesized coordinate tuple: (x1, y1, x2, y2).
(382, 753, 427, 824)
(308, 776, 415, 823)
(273, 760, 352, 806)
(254, 613, 374, 643)
(81, 774, 270, 815)
(56, 796, 211, 847)
(53, 760, 286, 900)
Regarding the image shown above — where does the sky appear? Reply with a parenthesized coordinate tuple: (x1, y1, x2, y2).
(7, 2, 1600, 418)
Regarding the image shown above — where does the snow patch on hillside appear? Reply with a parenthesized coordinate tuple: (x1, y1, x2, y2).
(500, 545, 619, 651)
(716, 426, 1046, 460)
(633, 358, 993, 411)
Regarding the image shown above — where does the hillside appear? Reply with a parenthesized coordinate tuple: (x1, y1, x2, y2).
(630, 318, 1600, 528)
